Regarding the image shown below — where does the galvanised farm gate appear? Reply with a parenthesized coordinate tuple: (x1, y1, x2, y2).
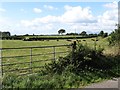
(0, 44, 76, 76)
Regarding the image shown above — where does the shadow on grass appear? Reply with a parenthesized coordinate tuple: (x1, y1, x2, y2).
(2, 44, 120, 88)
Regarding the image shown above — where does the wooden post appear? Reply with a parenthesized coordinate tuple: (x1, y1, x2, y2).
(72, 41, 76, 50)
(53, 46, 56, 61)
(94, 38, 98, 51)
(94, 40, 96, 51)
(0, 48, 2, 89)
(72, 41, 76, 64)
(0, 48, 2, 77)
(30, 48, 32, 73)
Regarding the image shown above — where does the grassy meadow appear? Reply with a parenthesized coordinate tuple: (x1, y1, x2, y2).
(1, 36, 120, 88)
(1, 37, 118, 75)
(1, 39, 72, 75)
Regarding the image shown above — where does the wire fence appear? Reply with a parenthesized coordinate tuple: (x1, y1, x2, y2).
(0, 44, 74, 76)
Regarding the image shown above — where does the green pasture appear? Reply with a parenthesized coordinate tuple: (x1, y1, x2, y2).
(0, 37, 118, 75)
(1, 40, 72, 75)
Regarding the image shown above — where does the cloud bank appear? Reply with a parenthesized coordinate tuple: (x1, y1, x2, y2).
(0, 2, 118, 35)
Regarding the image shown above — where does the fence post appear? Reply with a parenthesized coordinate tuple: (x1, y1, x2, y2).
(53, 46, 56, 61)
(0, 49, 3, 76)
(72, 41, 76, 63)
(94, 40, 96, 51)
(0, 48, 2, 89)
(94, 38, 98, 51)
(30, 48, 32, 73)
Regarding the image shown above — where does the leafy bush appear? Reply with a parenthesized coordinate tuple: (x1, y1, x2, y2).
(44, 44, 113, 74)
(2, 43, 120, 88)
(45, 44, 107, 74)
(108, 28, 120, 46)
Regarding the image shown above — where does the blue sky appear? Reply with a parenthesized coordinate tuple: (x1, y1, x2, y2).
(0, 1, 118, 35)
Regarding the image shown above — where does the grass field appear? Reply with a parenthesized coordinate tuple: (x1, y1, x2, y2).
(0, 37, 118, 75)
(1, 37, 120, 88)
(1, 39, 72, 75)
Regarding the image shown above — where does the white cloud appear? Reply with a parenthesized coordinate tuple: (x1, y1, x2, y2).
(0, 16, 11, 26)
(34, 15, 61, 24)
(0, 8, 6, 12)
(0, 16, 19, 35)
(64, 5, 73, 11)
(20, 20, 55, 34)
(21, 5, 96, 30)
(21, 20, 33, 27)
(1, 4, 117, 35)
(61, 5, 96, 23)
(104, 1, 118, 9)
(19, 5, 99, 35)
(44, 5, 58, 10)
(98, 2, 118, 26)
(92, 1, 118, 33)
(99, 11, 117, 21)
(33, 5, 96, 24)
(20, 5, 117, 34)
(33, 8, 42, 13)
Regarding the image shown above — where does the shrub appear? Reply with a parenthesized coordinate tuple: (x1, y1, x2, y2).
(108, 28, 120, 46)
(2, 44, 120, 88)
(44, 44, 112, 75)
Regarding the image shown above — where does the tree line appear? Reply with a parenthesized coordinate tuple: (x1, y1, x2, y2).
(58, 29, 108, 38)
(0, 31, 11, 37)
(108, 24, 120, 45)
(1, 28, 116, 40)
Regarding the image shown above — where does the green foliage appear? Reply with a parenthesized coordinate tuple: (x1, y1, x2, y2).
(98, 31, 108, 38)
(103, 33, 108, 38)
(108, 28, 120, 46)
(0, 31, 11, 37)
(2, 44, 120, 88)
(98, 31, 104, 36)
(44, 44, 112, 74)
(2, 38, 120, 88)
(2, 70, 107, 88)
(3, 55, 120, 89)
(80, 31, 87, 36)
(44, 43, 120, 77)
(58, 29, 66, 35)
(2, 73, 18, 88)
(66, 33, 79, 35)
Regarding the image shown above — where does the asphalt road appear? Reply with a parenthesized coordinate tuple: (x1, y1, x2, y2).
(84, 78, 120, 89)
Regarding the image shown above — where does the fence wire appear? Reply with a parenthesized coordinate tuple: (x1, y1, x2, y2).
(0, 44, 72, 76)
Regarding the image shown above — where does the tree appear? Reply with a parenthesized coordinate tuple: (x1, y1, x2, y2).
(0, 31, 2, 37)
(24, 34, 29, 36)
(98, 31, 108, 38)
(1, 31, 11, 37)
(98, 30, 104, 37)
(80, 31, 87, 36)
(88, 34, 98, 37)
(103, 33, 108, 38)
(58, 29, 66, 35)
(66, 33, 78, 35)
(109, 29, 120, 45)
(108, 24, 120, 54)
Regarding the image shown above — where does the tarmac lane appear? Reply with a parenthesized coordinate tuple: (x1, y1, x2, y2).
(83, 78, 120, 90)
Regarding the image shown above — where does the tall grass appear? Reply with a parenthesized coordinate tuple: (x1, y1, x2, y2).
(1, 37, 119, 75)
(2, 43, 120, 88)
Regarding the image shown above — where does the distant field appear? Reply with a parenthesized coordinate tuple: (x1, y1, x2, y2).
(1, 37, 113, 55)
(0, 37, 118, 75)
(1, 37, 108, 48)
(1, 39, 72, 75)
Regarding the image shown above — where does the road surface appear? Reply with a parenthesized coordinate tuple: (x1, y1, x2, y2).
(83, 78, 120, 90)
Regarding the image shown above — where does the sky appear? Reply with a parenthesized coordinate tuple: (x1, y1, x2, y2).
(0, 1, 119, 35)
